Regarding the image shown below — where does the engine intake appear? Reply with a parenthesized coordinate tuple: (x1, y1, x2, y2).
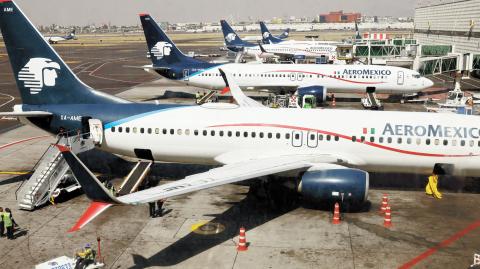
(298, 166, 369, 206)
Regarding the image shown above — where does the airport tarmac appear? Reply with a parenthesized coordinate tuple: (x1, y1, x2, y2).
(1, 34, 480, 269)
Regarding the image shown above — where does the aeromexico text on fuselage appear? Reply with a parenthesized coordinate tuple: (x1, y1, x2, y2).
(154, 65, 395, 81)
(383, 123, 480, 139)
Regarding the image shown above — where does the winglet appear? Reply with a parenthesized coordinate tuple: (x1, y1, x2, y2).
(68, 201, 112, 232)
(55, 144, 120, 204)
(218, 69, 264, 107)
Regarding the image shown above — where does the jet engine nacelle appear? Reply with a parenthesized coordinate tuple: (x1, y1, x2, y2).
(298, 165, 369, 206)
(296, 86, 327, 103)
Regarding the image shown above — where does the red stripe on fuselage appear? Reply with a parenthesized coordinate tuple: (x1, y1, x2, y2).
(207, 123, 476, 158)
(268, 69, 386, 85)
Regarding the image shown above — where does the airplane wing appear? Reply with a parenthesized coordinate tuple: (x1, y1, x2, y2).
(57, 144, 340, 205)
(56, 144, 345, 231)
(123, 64, 170, 71)
(0, 111, 53, 117)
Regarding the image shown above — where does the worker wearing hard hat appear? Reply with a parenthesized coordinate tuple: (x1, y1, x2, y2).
(75, 243, 95, 269)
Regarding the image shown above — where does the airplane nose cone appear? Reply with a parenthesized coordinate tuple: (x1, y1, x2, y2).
(424, 77, 434, 88)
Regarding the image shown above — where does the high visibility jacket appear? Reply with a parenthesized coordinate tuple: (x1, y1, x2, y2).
(77, 248, 94, 260)
(3, 212, 12, 227)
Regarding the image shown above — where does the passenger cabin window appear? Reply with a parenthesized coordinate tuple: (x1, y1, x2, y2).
(194, 130, 199, 136)
(369, 137, 374, 143)
(185, 129, 190, 136)
(461, 140, 466, 146)
(334, 136, 339, 141)
(285, 133, 290, 139)
(276, 133, 281, 139)
(203, 130, 207, 136)
(352, 136, 356, 142)
(177, 129, 182, 135)
(111, 127, 116, 132)
(155, 128, 159, 134)
(443, 140, 448, 146)
(163, 128, 167, 135)
(133, 127, 137, 133)
(379, 137, 384, 143)
(387, 137, 392, 143)
(228, 131, 232, 137)
(170, 129, 174, 135)
(126, 127, 130, 133)
(140, 128, 145, 134)
(319, 134, 324, 141)
(426, 139, 431, 145)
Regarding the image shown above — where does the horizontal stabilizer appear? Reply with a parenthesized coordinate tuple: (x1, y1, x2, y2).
(0, 111, 52, 117)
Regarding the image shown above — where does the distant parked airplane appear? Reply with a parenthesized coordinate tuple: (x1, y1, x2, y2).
(45, 29, 76, 44)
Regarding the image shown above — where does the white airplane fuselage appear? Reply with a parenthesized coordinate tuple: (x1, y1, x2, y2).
(244, 43, 338, 60)
(101, 105, 480, 177)
(149, 64, 433, 94)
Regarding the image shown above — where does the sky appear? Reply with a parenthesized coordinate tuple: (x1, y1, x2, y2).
(15, 0, 416, 26)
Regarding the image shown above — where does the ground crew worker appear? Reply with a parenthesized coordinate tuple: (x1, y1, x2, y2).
(75, 243, 95, 269)
(149, 202, 156, 218)
(156, 199, 166, 217)
(195, 91, 201, 104)
(0, 207, 4, 237)
(426, 173, 442, 199)
(3, 208, 14, 240)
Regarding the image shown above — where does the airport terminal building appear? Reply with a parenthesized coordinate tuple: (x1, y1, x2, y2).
(414, 0, 480, 71)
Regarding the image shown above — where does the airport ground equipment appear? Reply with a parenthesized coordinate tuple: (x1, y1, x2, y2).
(196, 90, 217, 105)
(425, 174, 442, 199)
(361, 91, 382, 110)
(16, 133, 95, 210)
(384, 206, 392, 228)
(35, 254, 104, 269)
(117, 160, 153, 196)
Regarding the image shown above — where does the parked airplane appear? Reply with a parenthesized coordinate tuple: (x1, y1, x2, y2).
(142, 15, 432, 98)
(45, 29, 76, 44)
(221, 20, 338, 61)
(242, 22, 289, 43)
(0, 0, 476, 231)
(260, 21, 290, 44)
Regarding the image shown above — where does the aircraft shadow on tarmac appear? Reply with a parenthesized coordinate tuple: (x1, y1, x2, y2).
(129, 193, 298, 268)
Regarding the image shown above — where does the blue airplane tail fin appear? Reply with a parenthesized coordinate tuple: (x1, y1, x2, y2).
(278, 28, 290, 39)
(260, 21, 282, 44)
(0, 0, 122, 105)
(220, 20, 252, 50)
(140, 14, 203, 67)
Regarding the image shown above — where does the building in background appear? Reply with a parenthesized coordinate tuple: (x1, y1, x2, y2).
(414, 0, 480, 55)
(318, 11, 361, 23)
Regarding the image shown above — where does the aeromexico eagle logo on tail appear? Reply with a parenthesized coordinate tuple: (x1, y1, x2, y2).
(225, 33, 237, 43)
(18, 58, 60, 95)
(263, 32, 271, 39)
(151, 41, 172, 60)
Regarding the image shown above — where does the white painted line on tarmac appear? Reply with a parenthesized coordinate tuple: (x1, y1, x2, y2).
(0, 92, 15, 108)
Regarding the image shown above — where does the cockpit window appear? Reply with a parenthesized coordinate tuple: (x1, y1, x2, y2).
(413, 74, 421, 79)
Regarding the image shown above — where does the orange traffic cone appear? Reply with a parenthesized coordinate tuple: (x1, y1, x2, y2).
(332, 96, 336, 107)
(379, 194, 388, 214)
(384, 206, 392, 228)
(332, 202, 341, 224)
(237, 227, 248, 251)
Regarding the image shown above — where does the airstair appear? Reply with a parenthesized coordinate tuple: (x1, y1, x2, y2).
(117, 160, 153, 196)
(197, 90, 217, 105)
(16, 133, 95, 211)
(361, 91, 382, 110)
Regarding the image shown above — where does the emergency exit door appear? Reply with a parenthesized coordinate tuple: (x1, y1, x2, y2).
(291, 130, 303, 147)
(397, 71, 404, 85)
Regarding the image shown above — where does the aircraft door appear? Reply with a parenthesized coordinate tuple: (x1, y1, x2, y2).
(397, 71, 404, 85)
(291, 130, 303, 147)
(183, 69, 189, 81)
(88, 119, 103, 145)
(290, 72, 296, 81)
(307, 131, 318, 148)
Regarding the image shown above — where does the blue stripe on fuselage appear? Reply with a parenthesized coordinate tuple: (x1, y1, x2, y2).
(103, 106, 186, 129)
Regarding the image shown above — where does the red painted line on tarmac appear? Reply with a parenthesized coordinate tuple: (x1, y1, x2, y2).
(0, 135, 50, 151)
(398, 219, 480, 269)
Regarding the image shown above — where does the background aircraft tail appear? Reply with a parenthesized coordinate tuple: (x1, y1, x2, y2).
(260, 21, 283, 44)
(0, 0, 124, 105)
(355, 21, 362, 40)
(220, 20, 252, 50)
(140, 14, 202, 67)
(278, 28, 290, 39)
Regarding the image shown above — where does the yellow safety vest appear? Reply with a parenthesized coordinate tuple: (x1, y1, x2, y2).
(3, 212, 12, 227)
